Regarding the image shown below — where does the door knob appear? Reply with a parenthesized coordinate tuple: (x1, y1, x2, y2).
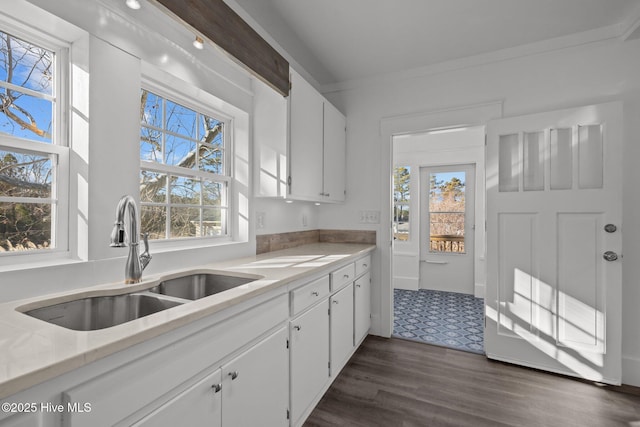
(211, 383, 222, 393)
(603, 251, 618, 262)
(604, 224, 617, 233)
(229, 371, 239, 380)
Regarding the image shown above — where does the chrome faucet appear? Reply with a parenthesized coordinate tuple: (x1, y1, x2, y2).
(109, 195, 152, 284)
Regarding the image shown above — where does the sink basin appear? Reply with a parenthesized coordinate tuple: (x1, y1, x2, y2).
(149, 273, 256, 300)
(24, 293, 183, 331)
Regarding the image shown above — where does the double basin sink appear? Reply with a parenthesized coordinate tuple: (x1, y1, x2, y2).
(23, 273, 259, 331)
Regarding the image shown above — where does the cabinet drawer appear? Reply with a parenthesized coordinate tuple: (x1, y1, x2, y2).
(291, 275, 330, 316)
(330, 263, 355, 291)
(355, 255, 371, 278)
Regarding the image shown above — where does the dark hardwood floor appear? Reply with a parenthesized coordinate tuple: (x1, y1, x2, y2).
(304, 336, 640, 427)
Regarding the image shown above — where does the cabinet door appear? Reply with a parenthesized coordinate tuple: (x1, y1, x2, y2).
(330, 284, 354, 375)
(222, 327, 289, 427)
(290, 300, 330, 425)
(253, 77, 288, 198)
(289, 69, 324, 200)
(354, 272, 371, 344)
(133, 370, 222, 427)
(322, 102, 346, 202)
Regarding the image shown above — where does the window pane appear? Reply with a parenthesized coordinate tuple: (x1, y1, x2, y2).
(170, 206, 199, 238)
(393, 204, 409, 241)
(165, 135, 196, 168)
(0, 93, 53, 143)
(170, 176, 200, 204)
(0, 202, 52, 251)
(166, 100, 196, 138)
(140, 126, 162, 163)
(199, 144, 223, 174)
(141, 205, 166, 240)
(203, 207, 224, 236)
(1, 31, 54, 143)
(429, 171, 465, 253)
(140, 90, 162, 128)
(140, 170, 166, 203)
(200, 115, 223, 144)
(0, 150, 52, 198)
(202, 180, 223, 206)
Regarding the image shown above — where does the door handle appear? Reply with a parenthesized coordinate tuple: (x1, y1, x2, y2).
(603, 251, 618, 262)
(228, 371, 239, 380)
(211, 383, 222, 393)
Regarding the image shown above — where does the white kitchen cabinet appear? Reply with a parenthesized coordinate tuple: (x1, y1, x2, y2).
(288, 69, 346, 203)
(288, 69, 324, 200)
(290, 299, 330, 426)
(253, 77, 288, 198)
(222, 327, 289, 427)
(322, 101, 346, 202)
(133, 370, 222, 427)
(330, 283, 354, 375)
(354, 272, 371, 345)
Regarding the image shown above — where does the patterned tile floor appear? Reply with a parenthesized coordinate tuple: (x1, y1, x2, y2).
(393, 288, 485, 354)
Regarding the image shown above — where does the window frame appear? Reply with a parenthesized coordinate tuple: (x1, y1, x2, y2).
(0, 20, 70, 261)
(139, 78, 234, 244)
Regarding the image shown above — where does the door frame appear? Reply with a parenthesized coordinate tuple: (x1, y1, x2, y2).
(378, 101, 503, 337)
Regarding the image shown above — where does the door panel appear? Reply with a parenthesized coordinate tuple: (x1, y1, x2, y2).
(486, 101, 622, 384)
(420, 164, 475, 294)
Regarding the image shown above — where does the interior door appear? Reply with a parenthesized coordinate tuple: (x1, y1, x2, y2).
(420, 164, 475, 294)
(485, 102, 622, 384)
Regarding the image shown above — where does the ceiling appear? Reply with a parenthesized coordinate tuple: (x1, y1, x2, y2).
(232, 0, 640, 87)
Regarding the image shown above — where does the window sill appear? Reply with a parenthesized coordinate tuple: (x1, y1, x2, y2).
(148, 237, 247, 255)
(0, 252, 82, 273)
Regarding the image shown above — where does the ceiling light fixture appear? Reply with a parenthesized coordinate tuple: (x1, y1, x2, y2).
(193, 36, 204, 50)
(125, 0, 141, 10)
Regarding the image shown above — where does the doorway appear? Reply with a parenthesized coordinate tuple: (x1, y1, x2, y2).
(391, 127, 485, 353)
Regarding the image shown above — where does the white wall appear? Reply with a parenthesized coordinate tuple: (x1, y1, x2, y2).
(320, 37, 640, 386)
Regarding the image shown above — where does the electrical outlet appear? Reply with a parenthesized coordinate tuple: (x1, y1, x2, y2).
(358, 210, 380, 224)
(256, 211, 265, 229)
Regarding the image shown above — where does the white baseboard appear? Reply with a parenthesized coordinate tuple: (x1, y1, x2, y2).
(623, 355, 640, 387)
(474, 283, 485, 298)
(393, 276, 418, 290)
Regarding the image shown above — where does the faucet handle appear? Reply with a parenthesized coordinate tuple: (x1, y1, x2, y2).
(142, 233, 150, 253)
(140, 233, 152, 271)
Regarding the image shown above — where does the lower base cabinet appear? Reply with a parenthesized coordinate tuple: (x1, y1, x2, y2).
(330, 283, 354, 375)
(222, 327, 289, 427)
(354, 272, 371, 344)
(290, 300, 330, 425)
(134, 327, 288, 427)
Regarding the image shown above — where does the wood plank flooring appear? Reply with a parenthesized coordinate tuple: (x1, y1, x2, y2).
(304, 336, 640, 427)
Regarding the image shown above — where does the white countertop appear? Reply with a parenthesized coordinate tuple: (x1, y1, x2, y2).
(0, 243, 375, 399)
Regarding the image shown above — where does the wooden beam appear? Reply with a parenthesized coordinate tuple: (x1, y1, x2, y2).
(155, 0, 290, 96)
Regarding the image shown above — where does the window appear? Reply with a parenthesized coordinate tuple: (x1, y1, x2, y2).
(393, 166, 410, 241)
(0, 28, 67, 254)
(139, 88, 230, 241)
(428, 170, 466, 253)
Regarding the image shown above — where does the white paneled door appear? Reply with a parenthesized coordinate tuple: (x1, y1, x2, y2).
(485, 102, 622, 384)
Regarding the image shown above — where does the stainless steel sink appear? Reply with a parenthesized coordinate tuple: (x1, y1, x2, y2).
(149, 273, 256, 300)
(24, 293, 183, 331)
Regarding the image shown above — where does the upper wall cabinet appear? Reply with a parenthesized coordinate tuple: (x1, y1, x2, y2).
(289, 69, 346, 203)
(253, 69, 346, 203)
(253, 78, 288, 198)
